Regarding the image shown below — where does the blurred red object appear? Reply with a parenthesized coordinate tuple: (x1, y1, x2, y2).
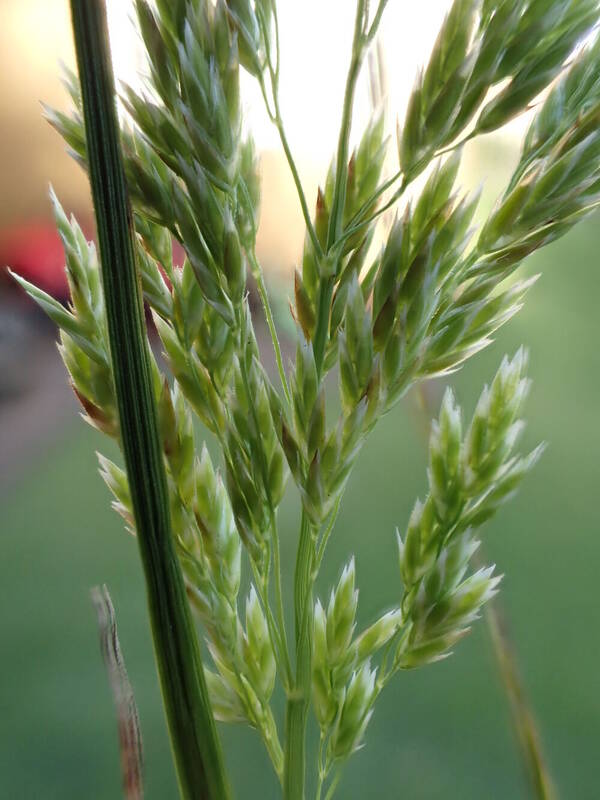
(1, 220, 184, 303)
(1, 221, 72, 300)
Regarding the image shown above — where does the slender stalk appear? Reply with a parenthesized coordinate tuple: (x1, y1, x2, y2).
(346, 168, 403, 230)
(323, 769, 342, 800)
(486, 606, 557, 800)
(335, 175, 408, 251)
(69, 3, 229, 797)
(314, 496, 342, 574)
(327, 0, 368, 249)
(276, 110, 323, 260)
(315, 732, 328, 800)
(283, 510, 316, 800)
(284, 3, 391, 793)
(250, 547, 291, 694)
(337, 125, 474, 255)
(312, 278, 335, 378)
(271, 514, 292, 683)
(256, 6, 323, 261)
(234, 311, 293, 692)
(258, 71, 323, 260)
(248, 249, 291, 406)
(91, 586, 143, 800)
(313, 0, 368, 375)
(366, 0, 391, 41)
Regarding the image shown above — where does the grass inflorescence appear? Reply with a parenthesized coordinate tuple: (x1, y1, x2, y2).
(12, 1, 600, 798)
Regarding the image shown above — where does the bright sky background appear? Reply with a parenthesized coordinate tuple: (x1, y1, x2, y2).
(103, 1, 522, 266)
(105, 1, 455, 160)
(1, 0, 468, 251)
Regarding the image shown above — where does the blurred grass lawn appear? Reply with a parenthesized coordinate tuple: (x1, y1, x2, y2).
(2, 219, 599, 799)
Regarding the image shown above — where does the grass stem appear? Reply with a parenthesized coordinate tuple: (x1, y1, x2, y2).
(486, 605, 557, 800)
(69, 3, 229, 797)
(283, 510, 316, 800)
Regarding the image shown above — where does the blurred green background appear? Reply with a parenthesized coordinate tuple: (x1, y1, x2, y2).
(2, 2, 599, 798)
(2, 218, 599, 798)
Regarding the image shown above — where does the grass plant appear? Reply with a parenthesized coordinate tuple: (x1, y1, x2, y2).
(11, 1, 600, 797)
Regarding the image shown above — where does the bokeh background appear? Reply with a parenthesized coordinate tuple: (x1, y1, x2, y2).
(1, 2, 599, 798)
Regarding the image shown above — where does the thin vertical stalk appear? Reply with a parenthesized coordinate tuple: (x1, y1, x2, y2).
(327, 0, 368, 250)
(91, 585, 144, 800)
(69, 2, 229, 797)
(283, 510, 315, 800)
(284, 4, 380, 795)
(313, 0, 368, 375)
(255, 11, 323, 261)
(486, 606, 557, 800)
(272, 101, 323, 260)
(248, 246, 291, 406)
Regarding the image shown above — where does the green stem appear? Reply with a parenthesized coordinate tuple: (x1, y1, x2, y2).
(312, 277, 335, 377)
(271, 514, 293, 683)
(273, 98, 323, 260)
(336, 122, 472, 255)
(284, 5, 391, 794)
(257, 72, 323, 260)
(345, 168, 403, 231)
(234, 312, 293, 691)
(323, 769, 342, 800)
(486, 605, 557, 800)
(314, 496, 342, 573)
(250, 548, 291, 693)
(283, 510, 316, 800)
(327, 0, 368, 250)
(336, 175, 408, 250)
(313, 0, 368, 377)
(366, 0, 391, 40)
(249, 249, 291, 406)
(260, 7, 322, 260)
(69, 3, 229, 798)
(315, 732, 328, 800)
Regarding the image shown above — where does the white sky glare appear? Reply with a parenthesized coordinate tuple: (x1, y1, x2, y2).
(101, 1, 471, 265)
(106, 1, 454, 160)
(242, 1, 453, 158)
